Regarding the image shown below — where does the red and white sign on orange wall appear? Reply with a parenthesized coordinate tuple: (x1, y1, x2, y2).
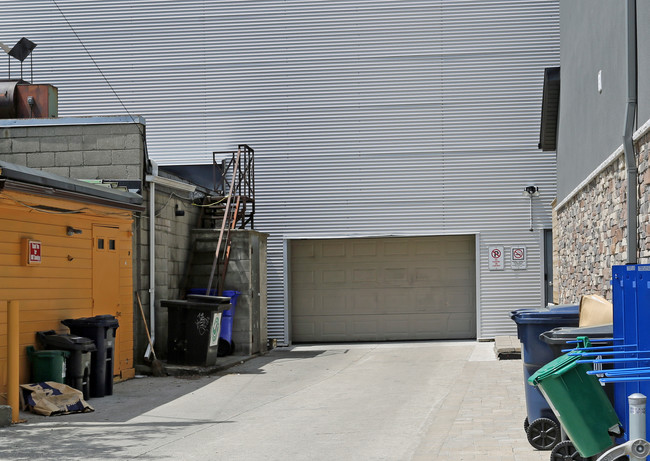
(22, 238, 42, 265)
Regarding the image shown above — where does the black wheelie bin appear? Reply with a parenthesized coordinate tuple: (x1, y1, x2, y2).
(36, 330, 96, 399)
(62, 315, 119, 398)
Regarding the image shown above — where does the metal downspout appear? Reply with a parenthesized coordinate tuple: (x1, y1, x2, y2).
(145, 163, 157, 358)
(624, 0, 638, 264)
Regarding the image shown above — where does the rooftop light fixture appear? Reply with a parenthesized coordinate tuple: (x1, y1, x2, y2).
(0, 37, 37, 81)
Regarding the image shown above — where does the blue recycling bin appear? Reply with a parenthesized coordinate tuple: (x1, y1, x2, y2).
(611, 264, 650, 442)
(219, 290, 240, 356)
(510, 305, 580, 450)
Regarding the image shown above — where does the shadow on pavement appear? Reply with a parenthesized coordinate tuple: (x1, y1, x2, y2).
(0, 419, 233, 461)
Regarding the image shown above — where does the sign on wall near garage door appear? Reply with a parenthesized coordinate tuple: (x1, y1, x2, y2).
(488, 246, 504, 271)
(511, 246, 527, 270)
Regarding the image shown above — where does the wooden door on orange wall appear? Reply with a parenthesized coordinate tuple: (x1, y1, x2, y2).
(92, 225, 122, 375)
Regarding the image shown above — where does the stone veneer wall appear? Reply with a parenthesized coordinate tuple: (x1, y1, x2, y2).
(555, 128, 650, 304)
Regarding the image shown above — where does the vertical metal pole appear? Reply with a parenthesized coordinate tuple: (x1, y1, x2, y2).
(7, 300, 20, 423)
(629, 393, 646, 453)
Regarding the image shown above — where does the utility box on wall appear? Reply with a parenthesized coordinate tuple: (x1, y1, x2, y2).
(15, 83, 58, 118)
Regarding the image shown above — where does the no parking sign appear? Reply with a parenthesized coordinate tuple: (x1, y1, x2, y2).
(488, 246, 504, 271)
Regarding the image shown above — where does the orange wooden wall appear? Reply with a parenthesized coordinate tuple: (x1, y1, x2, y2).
(0, 188, 135, 399)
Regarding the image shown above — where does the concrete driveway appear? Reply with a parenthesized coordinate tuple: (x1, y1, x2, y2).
(1, 341, 547, 460)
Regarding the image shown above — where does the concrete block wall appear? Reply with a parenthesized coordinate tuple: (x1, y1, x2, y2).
(224, 230, 268, 356)
(189, 229, 268, 356)
(555, 130, 650, 303)
(0, 121, 144, 180)
(139, 186, 201, 361)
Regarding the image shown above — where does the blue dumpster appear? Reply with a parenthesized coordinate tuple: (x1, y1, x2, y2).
(510, 305, 580, 450)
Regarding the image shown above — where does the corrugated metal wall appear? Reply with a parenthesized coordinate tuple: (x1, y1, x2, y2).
(3, 0, 559, 342)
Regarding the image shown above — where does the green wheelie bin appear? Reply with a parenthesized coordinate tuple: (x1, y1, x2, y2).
(528, 340, 621, 458)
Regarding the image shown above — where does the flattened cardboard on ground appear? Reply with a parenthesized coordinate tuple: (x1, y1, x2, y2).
(579, 294, 613, 327)
(20, 382, 94, 416)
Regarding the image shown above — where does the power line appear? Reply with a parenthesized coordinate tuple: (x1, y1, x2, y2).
(51, 0, 144, 136)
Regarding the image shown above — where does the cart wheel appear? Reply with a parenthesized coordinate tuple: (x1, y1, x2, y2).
(526, 417, 560, 451)
(524, 417, 530, 432)
(549, 440, 587, 461)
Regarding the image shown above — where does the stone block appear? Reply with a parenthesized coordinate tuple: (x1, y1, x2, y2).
(97, 135, 125, 150)
(55, 151, 83, 167)
(81, 135, 99, 150)
(69, 165, 99, 179)
(97, 164, 128, 179)
(2, 127, 26, 138)
(12, 138, 40, 153)
(112, 148, 143, 166)
(26, 126, 56, 137)
(40, 136, 69, 152)
(27, 152, 56, 168)
(45, 166, 71, 177)
(124, 133, 143, 149)
(68, 136, 84, 151)
(0, 405, 12, 427)
(0, 139, 11, 154)
(125, 165, 142, 180)
(83, 150, 113, 166)
(1, 153, 27, 165)
(49, 125, 83, 136)
(85, 125, 116, 136)
(110, 124, 144, 135)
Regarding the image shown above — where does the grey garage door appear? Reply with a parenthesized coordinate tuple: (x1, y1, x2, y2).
(290, 235, 476, 342)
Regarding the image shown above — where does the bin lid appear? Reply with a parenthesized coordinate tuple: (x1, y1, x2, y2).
(528, 353, 582, 386)
(186, 294, 231, 304)
(161, 297, 231, 312)
(36, 330, 97, 352)
(511, 314, 579, 325)
(510, 306, 579, 322)
(539, 324, 613, 345)
(26, 346, 70, 359)
(62, 315, 119, 329)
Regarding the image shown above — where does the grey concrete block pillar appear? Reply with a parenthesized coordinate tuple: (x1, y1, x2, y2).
(189, 229, 268, 356)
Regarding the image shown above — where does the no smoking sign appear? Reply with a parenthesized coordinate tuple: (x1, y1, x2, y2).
(511, 246, 527, 270)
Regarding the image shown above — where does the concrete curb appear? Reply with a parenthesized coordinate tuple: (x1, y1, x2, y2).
(0, 405, 11, 427)
(494, 336, 521, 360)
(137, 354, 259, 377)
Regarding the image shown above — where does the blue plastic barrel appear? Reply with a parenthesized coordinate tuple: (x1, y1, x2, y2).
(220, 290, 241, 349)
(510, 305, 579, 449)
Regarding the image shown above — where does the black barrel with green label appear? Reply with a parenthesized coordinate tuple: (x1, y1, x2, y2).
(161, 294, 232, 366)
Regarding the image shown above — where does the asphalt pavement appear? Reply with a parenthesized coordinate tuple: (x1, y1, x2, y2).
(1, 341, 549, 461)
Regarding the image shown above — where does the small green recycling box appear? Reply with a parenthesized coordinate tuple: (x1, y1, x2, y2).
(528, 345, 621, 458)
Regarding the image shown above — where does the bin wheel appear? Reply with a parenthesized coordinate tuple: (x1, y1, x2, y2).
(526, 417, 560, 451)
(549, 440, 587, 461)
(524, 417, 530, 432)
